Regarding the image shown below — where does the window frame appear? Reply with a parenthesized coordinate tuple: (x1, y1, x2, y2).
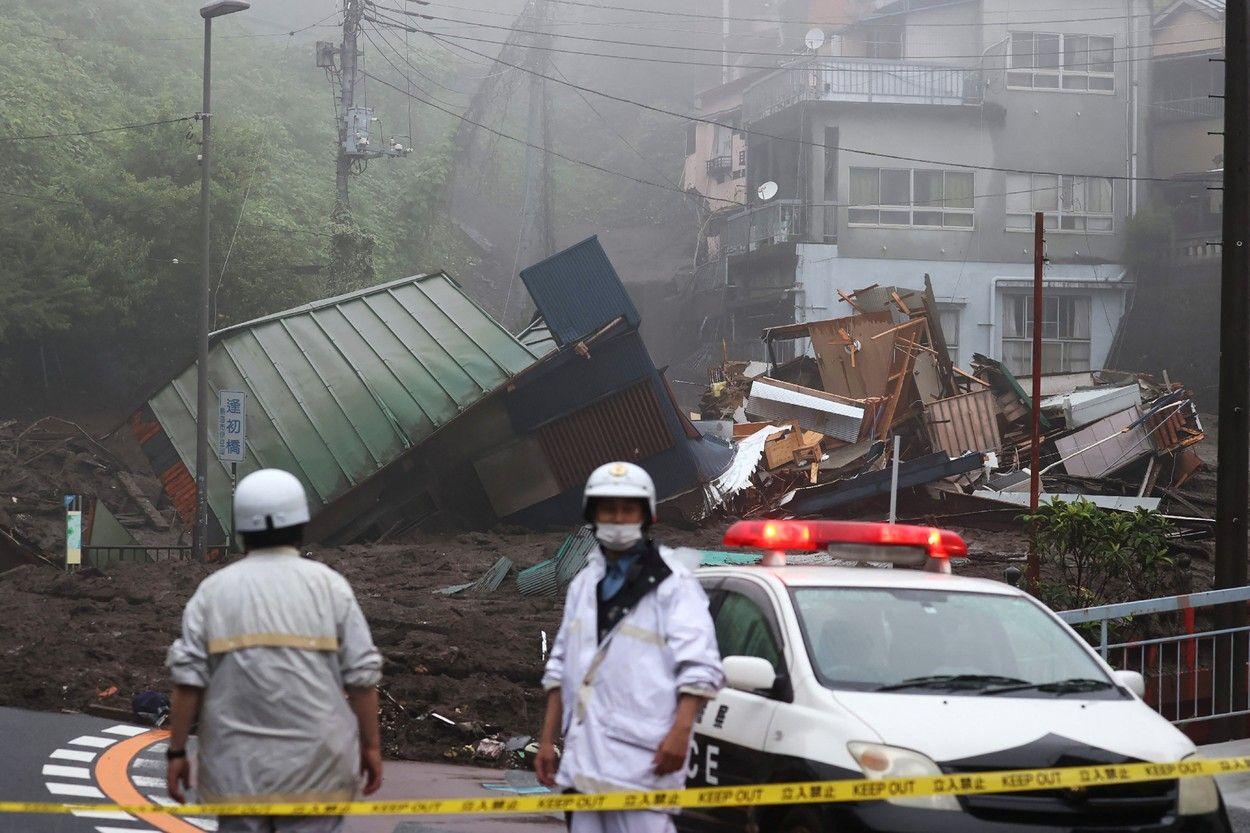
(848, 167, 975, 230)
(1006, 172, 1115, 234)
(709, 578, 793, 702)
(1000, 292, 1093, 375)
(1007, 31, 1115, 94)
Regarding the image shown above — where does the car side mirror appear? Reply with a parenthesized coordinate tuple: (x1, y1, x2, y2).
(724, 655, 777, 692)
(1113, 670, 1145, 697)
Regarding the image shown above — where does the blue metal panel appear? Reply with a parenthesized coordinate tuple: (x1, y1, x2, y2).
(518, 236, 641, 346)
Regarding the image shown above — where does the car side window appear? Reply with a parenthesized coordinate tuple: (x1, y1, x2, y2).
(714, 591, 782, 668)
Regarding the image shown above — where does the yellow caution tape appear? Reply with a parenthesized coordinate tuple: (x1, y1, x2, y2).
(4, 756, 1247, 817)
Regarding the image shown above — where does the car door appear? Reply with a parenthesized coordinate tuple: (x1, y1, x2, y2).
(681, 577, 790, 833)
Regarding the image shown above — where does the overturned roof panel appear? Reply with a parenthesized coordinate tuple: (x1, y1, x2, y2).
(137, 273, 537, 540)
(518, 236, 641, 346)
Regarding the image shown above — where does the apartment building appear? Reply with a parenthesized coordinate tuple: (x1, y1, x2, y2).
(680, 0, 1152, 377)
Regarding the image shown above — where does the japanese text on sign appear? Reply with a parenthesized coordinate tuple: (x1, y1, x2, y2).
(217, 391, 247, 463)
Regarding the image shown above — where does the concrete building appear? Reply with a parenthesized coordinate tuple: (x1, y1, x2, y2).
(679, 0, 1153, 378)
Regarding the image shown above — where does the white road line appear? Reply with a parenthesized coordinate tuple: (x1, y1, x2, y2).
(71, 810, 135, 821)
(50, 748, 98, 763)
(130, 775, 166, 789)
(46, 782, 106, 798)
(95, 828, 150, 833)
(41, 764, 91, 779)
(147, 741, 169, 754)
(69, 735, 119, 749)
(186, 818, 219, 831)
(130, 757, 164, 770)
(146, 794, 177, 806)
(103, 725, 149, 737)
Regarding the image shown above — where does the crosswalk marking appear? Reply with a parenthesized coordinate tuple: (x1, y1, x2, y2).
(146, 794, 177, 806)
(69, 735, 119, 749)
(47, 782, 106, 798)
(42, 764, 91, 779)
(130, 775, 166, 789)
(95, 828, 149, 833)
(130, 757, 164, 770)
(51, 748, 98, 763)
(186, 818, 219, 831)
(71, 810, 134, 821)
(103, 725, 149, 738)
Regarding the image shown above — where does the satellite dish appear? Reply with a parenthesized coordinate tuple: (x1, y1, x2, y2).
(804, 28, 826, 51)
(757, 181, 779, 201)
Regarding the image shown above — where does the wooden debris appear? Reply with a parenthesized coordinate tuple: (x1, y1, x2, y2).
(117, 471, 169, 530)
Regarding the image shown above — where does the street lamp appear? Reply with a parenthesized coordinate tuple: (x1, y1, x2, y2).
(194, 0, 249, 562)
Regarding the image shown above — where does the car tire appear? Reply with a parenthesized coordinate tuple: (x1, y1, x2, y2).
(776, 807, 824, 833)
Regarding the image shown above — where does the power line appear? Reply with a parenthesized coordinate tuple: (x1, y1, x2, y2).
(361, 69, 745, 205)
(22, 12, 341, 43)
(0, 115, 199, 143)
(379, 19, 1222, 75)
(417, 26, 1218, 185)
(407, 9, 1219, 62)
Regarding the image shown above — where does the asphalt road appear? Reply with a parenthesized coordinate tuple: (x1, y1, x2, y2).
(0, 706, 560, 833)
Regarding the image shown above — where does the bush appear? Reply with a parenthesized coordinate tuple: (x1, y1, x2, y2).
(1022, 498, 1174, 611)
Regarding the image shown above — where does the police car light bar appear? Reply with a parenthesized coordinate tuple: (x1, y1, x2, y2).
(722, 520, 968, 559)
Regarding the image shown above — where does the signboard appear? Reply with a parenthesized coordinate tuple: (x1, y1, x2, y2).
(217, 390, 247, 463)
(66, 510, 82, 566)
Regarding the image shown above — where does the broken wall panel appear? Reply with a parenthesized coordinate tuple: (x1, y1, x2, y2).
(744, 378, 865, 442)
(536, 381, 675, 490)
(1055, 406, 1151, 478)
(518, 236, 641, 345)
(806, 311, 898, 399)
(924, 388, 1002, 458)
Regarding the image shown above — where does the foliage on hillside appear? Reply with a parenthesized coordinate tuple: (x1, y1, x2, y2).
(0, 0, 470, 407)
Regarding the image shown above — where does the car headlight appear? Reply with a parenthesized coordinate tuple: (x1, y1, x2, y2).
(1178, 753, 1220, 816)
(847, 741, 961, 811)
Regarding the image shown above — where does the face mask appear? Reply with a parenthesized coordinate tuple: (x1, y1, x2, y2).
(595, 522, 643, 551)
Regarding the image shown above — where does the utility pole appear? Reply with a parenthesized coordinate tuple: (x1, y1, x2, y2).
(1214, 0, 1247, 738)
(336, 0, 363, 213)
(1027, 211, 1045, 592)
(317, 0, 409, 217)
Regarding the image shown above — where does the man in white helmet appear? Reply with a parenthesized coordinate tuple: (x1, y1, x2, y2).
(165, 468, 383, 833)
(534, 462, 724, 833)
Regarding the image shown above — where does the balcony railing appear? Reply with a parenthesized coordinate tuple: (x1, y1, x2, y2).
(743, 57, 982, 123)
(706, 155, 733, 178)
(723, 200, 838, 257)
(1151, 96, 1224, 124)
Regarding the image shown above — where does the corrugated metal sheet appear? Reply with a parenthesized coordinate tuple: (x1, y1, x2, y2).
(518, 236, 641, 346)
(743, 378, 864, 442)
(537, 380, 675, 490)
(138, 273, 537, 541)
(1055, 406, 1151, 478)
(924, 388, 1001, 457)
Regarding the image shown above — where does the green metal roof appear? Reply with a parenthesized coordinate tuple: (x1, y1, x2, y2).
(147, 272, 538, 537)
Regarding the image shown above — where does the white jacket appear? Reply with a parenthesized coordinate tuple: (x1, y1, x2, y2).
(166, 546, 382, 802)
(542, 543, 724, 795)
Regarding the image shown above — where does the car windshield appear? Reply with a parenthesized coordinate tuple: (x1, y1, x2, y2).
(791, 587, 1118, 697)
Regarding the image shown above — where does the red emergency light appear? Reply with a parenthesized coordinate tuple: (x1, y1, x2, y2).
(722, 520, 968, 559)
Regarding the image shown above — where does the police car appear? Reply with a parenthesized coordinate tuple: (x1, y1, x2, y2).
(678, 519, 1229, 833)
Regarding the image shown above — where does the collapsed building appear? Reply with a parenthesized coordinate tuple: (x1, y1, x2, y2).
(128, 237, 733, 546)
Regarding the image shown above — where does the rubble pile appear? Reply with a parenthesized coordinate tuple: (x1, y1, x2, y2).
(0, 417, 172, 570)
(699, 282, 1212, 531)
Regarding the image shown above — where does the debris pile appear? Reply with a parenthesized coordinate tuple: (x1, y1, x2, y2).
(697, 281, 1211, 528)
(0, 417, 174, 571)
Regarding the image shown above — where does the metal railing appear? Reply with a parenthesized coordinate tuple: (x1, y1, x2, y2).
(1059, 586, 1250, 726)
(743, 57, 982, 122)
(81, 545, 194, 567)
(1150, 96, 1224, 124)
(722, 200, 838, 256)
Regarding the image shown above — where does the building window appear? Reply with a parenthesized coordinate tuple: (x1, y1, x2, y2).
(1008, 32, 1114, 92)
(864, 24, 904, 60)
(1001, 294, 1092, 375)
(685, 123, 697, 155)
(938, 306, 960, 366)
(1006, 173, 1113, 232)
(849, 167, 974, 229)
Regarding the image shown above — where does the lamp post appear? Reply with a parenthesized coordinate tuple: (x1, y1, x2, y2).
(194, 0, 249, 562)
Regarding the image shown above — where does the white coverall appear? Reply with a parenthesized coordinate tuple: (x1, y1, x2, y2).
(542, 544, 724, 833)
(166, 546, 382, 833)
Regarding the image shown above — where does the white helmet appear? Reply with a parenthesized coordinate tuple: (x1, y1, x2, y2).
(233, 468, 311, 533)
(582, 461, 657, 521)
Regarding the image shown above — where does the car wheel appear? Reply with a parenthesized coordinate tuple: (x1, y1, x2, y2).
(776, 807, 824, 833)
